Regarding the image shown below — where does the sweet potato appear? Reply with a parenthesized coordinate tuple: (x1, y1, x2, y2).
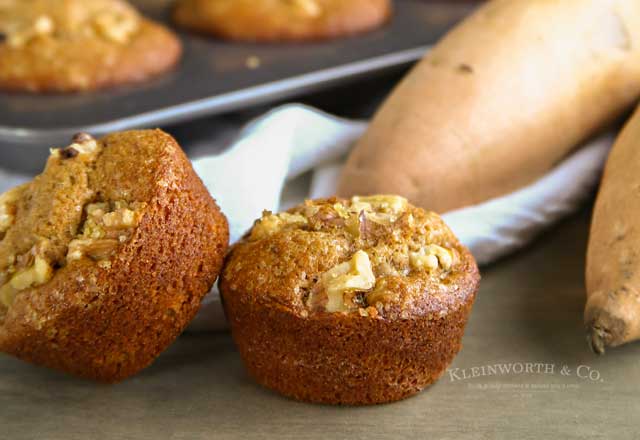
(338, 0, 640, 213)
(586, 106, 640, 354)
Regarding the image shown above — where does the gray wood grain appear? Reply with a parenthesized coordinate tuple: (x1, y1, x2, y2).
(1, 210, 639, 439)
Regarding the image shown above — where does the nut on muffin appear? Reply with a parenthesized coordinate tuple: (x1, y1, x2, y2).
(0, 129, 228, 382)
(220, 195, 480, 405)
(0, 0, 182, 92)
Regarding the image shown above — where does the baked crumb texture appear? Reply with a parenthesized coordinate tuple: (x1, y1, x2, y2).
(221, 195, 480, 404)
(0, 0, 182, 92)
(173, 0, 392, 42)
(0, 130, 229, 382)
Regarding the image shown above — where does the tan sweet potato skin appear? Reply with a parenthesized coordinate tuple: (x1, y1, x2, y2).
(586, 106, 640, 354)
(338, 0, 640, 213)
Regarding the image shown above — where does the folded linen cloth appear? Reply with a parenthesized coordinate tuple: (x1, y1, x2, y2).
(188, 103, 612, 331)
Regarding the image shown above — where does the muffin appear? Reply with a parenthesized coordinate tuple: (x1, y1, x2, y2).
(0, 129, 228, 382)
(0, 0, 182, 93)
(220, 195, 480, 405)
(173, 0, 392, 42)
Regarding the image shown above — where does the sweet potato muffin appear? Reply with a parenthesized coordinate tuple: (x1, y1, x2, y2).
(0, 129, 228, 382)
(0, 0, 182, 92)
(220, 195, 479, 405)
(173, 0, 392, 42)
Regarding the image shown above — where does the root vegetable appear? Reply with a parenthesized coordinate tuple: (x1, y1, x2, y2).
(338, 0, 640, 213)
(586, 105, 640, 354)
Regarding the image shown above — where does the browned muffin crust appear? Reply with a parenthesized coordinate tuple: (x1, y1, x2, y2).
(0, 0, 182, 93)
(0, 129, 229, 382)
(173, 0, 392, 42)
(221, 195, 479, 405)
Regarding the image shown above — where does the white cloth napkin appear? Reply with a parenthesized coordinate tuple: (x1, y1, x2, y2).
(187, 103, 612, 331)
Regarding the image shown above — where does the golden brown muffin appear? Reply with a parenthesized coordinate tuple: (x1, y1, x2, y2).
(0, 130, 229, 382)
(173, 0, 392, 42)
(220, 195, 479, 405)
(0, 0, 182, 93)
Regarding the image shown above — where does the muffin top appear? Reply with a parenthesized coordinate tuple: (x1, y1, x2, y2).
(175, 0, 381, 21)
(173, 0, 391, 42)
(0, 0, 181, 92)
(223, 196, 479, 319)
(0, 0, 140, 48)
(0, 130, 191, 318)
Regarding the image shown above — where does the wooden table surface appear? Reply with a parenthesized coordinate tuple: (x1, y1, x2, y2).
(2, 210, 640, 439)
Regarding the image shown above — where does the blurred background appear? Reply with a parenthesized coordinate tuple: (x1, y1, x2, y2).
(0, 0, 478, 177)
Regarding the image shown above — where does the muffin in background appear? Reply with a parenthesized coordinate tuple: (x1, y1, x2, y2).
(173, 0, 392, 42)
(0, 0, 182, 92)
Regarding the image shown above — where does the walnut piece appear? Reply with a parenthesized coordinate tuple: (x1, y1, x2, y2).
(326, 195, 408, 239)
(66, 200, 144, 263)
(289, 0, 322, 17)
(50, 133, 100, 161)
(0, 184, 27, 237)
(67, 238, 119, 262)
(330, 195, 408, 237)
(93, 10, 139, 44)
(307, 250, 376, 312)
(250, 212, 307, 241)
(103, 202, 139, 229)
(0, 256, 53, 308)
(365, 278, 391, 306)
(352, 194, 407, 213)
(3, 2, 140, 47)
(7, 14, 54, 48)
(410, 244, 453, 271)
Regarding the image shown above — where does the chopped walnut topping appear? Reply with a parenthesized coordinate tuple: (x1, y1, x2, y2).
(307, 250, 375, 312)
(289, 0, 322, 17)
(351, 195, 408, 215)
(365, 278, 391, 306)
(71, 132, 93, 143)
(67, 238, 119, 262)
(325, 195, 409, 238)
(0, 255, 53, 308)
(103, 206, 138, 229)
(250, 211, 308, 241)
(34, 15, 53, 32)
(302, 203, 321, 218)
(93, 10, 139, 44)
(350, 195, 408, 225)
(242, 195, 461, 316)
(410, 244, 454, 271)
(375, 261, 399, 277)
(66, 200, 145, 263)
(59, 147, 79, 159)
(2, 1, 141, 47)
(71, 138, 99, 156)
(51, 133, 100, 161)
(0, 184, 27, 238)
(7, 14, 54, 47)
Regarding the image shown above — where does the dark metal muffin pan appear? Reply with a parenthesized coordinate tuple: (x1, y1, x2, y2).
(0, 0, 476, 171)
